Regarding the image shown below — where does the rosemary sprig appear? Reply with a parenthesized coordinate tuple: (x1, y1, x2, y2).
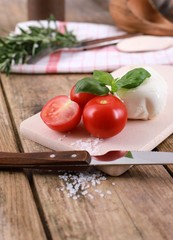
(0, 17, 78, 75)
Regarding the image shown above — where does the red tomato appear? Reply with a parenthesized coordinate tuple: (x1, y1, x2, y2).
(40, 95, 82, 132)
(70, 85, 97, 109)
(83, 95, 127, 138)
(94, 151, 128, 161)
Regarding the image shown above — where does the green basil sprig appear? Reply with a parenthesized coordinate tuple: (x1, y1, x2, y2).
(75, 68, 151, 95)
(115, 68, 151, 89)
(75, 77, 110, 96)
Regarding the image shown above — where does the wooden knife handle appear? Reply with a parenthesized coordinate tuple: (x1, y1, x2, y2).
(0, 151, 91, 167)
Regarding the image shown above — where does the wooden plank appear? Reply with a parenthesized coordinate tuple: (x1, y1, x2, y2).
(0, 82, 46, 239)
(31, 172, 142, 240)
(157, 134, 173, 175)
(2, 72, 173, 239)
(31, 165, 173, 240)
(0, 83, 18, 152)
(0, 171, 46, 240)
(114, 165, 173, 239)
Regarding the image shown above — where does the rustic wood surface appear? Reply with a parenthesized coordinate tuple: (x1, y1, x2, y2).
(0, 0, 173, 240)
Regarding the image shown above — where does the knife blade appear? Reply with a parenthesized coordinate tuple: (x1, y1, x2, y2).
(92, 151, 173, 165)
(0, 150, 172, 170)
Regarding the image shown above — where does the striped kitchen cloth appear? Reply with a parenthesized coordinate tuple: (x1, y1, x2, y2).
(11, 20, 173, 74)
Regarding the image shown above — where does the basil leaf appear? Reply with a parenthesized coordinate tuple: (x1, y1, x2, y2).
(110, 78, 119, 92)
(125, 151, 133, 159)
(93, 70, 114, 85)
(116, 68, 151, 89)
(75, 77, 110, 95)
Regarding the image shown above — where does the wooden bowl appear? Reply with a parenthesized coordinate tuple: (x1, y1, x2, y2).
(109, 0, 173, 36)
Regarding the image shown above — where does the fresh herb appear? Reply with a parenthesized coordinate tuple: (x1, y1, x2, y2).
(0, 15, 78, 75)
(75, 68, 151, 95)
(115, 68, 151, 89)
(75, 77, 110, 96)
(125, 151, 133, 159)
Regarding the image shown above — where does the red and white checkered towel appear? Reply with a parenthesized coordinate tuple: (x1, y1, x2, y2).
(11, 21, 173, 74)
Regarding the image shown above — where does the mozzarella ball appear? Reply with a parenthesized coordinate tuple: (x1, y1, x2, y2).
(114, 66, 167, 120)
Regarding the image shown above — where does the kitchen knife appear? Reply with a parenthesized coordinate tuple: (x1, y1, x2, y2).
(27, 33, 138, 64)
(0, 150, 172, 170)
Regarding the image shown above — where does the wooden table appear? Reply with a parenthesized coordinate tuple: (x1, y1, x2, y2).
(0, 1, 173, 239)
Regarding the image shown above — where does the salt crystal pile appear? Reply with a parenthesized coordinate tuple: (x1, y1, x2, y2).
(56, 170, 112, 200)
(71, 138, 103, 155)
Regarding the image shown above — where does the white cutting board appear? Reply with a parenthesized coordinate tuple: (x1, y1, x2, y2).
(20, 66, 173, 156)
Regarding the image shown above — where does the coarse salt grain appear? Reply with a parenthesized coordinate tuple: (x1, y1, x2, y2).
(88, 194, 94, 200)
(56, 170, 113, 200)
(81, 190, 88, 195)
(58, 132, 71, 141)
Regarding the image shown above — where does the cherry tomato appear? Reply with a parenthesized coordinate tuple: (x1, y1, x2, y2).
(70, 85, 97, 109)
(40, 95, 82, 132)
(83, 95, 127, 138)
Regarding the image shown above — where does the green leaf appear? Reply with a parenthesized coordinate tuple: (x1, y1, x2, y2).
(110, 79, 118, 93)
(93, 70, 114, 85)
(116, 68, 151, 90)
(125, 151, 133, 159)
(75, 77, 110, 96)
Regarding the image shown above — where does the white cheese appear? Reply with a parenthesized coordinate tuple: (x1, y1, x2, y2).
(115, 66, 167, 120)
